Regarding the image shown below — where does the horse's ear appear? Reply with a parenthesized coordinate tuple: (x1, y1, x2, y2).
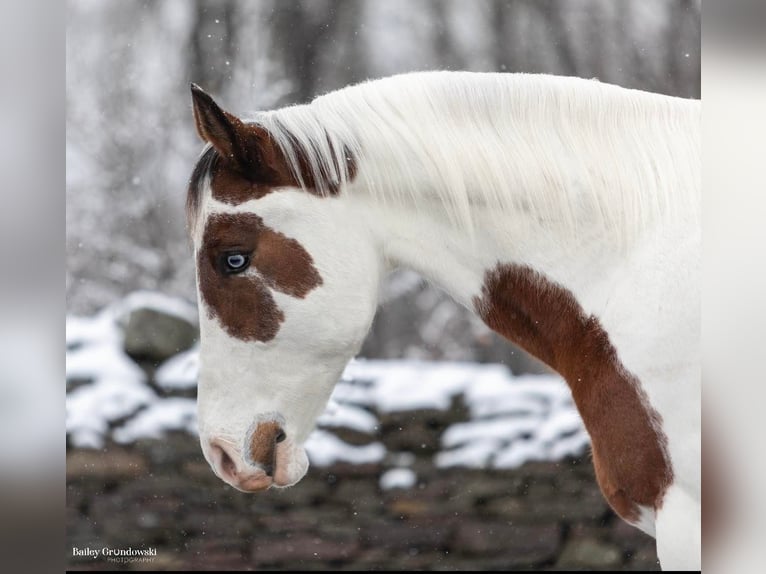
(190, 83, 270, 174)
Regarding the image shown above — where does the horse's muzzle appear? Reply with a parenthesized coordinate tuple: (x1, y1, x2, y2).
(207, 438, 275, 492)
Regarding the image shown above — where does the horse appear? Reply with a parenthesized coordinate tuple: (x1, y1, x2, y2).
(185, 71, 700, 570)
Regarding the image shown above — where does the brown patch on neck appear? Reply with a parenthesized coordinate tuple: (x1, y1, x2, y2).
(473, 263, 673, 523)
(198, 213, 322, 342)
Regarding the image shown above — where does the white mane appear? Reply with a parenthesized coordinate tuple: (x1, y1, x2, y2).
(253, 71, 700, 241)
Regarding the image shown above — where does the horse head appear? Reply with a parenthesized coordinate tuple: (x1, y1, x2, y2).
(187, 85, 381, 492)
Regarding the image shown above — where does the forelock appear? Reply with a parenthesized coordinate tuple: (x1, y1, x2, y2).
(186, 145, 219, 236)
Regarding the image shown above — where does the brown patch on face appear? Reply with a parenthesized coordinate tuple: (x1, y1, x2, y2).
(207, 157, 281, 205)
(189, 83, 355, 213)
(206, 133, 356, 206)
(207, 129, 303, 206)
(473, 263, 673, 523)
(253, 227, 323, 298)
(248, 420, 285, 476)
(198, 213, 323, 342)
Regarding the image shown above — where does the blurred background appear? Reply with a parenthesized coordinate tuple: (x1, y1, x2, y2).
(66, 0, 700, 571)
(67, 0, 700, 372)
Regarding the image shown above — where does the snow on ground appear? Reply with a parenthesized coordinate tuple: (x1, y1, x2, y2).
(113, 398, 199, 444)
(380, 468, 418, 490)
(317, 401, 379, 434)
(113, 290, 199, 326)
(303, 430, 387, 467)
(66, 377, 156, 449)
(154, 346, 199, 390)
(65, 295, 590, 474)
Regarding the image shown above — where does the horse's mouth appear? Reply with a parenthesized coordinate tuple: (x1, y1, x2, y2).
(226, 474, 274, 493)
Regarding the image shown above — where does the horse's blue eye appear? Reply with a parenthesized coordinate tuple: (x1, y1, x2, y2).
(224, 253, 249, 273)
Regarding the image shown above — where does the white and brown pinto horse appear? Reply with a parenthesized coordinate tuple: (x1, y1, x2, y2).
(186, 72, 700, 570)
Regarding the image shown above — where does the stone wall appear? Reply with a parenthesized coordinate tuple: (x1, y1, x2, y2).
(67, 432, 659, 571)
(67, 300, 659, 570)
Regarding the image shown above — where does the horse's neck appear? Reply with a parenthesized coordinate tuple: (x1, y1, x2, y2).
(356, 194, 682, 528)
(364, 199, 621, 322)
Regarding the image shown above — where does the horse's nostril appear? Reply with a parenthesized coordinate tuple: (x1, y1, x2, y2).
(209, 438, 276, 491)
(275, 429, 286, 444)
(220, 447, 236, 477)
(210, 441, 238, 481)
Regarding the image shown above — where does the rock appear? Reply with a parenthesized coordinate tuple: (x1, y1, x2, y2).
(452, 520, 560, 562)
(134, 433, 202, 467)
(351, 547, 397, 569)
(67, 448, 147, 481)
(378, 421, 442, 455)
(610, 517, 655, 552)
(66, 507, 101, 561)
(180, 511, 255, 538)
(378, 406, 472, 455)
(556, 537, 623, 570)
(519, 460, 566, 480)
(320, 425, 378, 446)
(252, 534, 359, 565)
(89, 492, 183, 548)
(132, 553, 186, 571)
(255, 510, 322, 535)
(359, 518, 451, 550)
(181, 538, 249, 570)
(387, 551, 455, 571)
(312, 513, 366, 542)
(334, 479, 383, 514)
(385, 496, 431, 518)
(318, 462, 382, 479)
(123, 307, 198, 362)
(378, 408, 467, 457)
(379, 395, 470, 426)
(66, 434, 659, 571)
(461, 473, 523, 501)
(180, 459, 214, 481)
(266, 476, 332, 507)
(486, 484, 610, 524)
(66, 377, 93, 392)
(416, 476, 478, 513)
(624, 544, 661, 571)
(67, 483, 87, 511)
(417, 476, 454, 499)
(118, 475, 201, 503)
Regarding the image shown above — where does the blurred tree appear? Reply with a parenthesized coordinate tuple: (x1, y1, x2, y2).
(188, 0, 239, 94)
(430, 0, 465, 71)
(268, 0, 360, 103)
(491, 1, 515, 72)
(666, 0, 701, 98)
(530, 0, 578, 75)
